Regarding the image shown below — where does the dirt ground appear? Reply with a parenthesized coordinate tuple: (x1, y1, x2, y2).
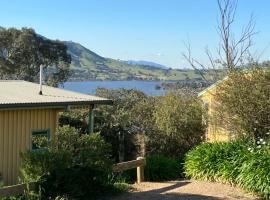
(107, 180, 258, 200)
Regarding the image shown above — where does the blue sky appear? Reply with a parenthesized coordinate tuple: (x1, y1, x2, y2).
(0, 0, 270, 68)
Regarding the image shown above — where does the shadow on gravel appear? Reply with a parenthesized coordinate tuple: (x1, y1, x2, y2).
(106, 181, 223, 200)
(162, 193, 222, 200)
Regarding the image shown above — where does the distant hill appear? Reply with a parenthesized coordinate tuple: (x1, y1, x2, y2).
(64, 41, 202, 81)
(124, 60, 168, 69)
(0, 29, 203, 81)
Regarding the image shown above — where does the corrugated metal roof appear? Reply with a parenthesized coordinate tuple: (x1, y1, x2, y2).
(0, 80, 112, 108)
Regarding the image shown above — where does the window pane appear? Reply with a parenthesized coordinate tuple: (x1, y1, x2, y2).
(32, 130, 50, 150)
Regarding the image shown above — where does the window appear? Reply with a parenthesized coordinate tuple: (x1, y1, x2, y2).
(31, 129, 50, 150)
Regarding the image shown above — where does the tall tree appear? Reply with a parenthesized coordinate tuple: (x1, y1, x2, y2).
(183, 0, 256, 81)
(0, 27, 71, 85)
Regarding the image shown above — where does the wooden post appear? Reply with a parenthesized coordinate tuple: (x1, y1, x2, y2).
(118, 131, 125, 162)
(112, 157, 146, 183)
(137, 157, 144, 183)
(88, 104, 95, 134)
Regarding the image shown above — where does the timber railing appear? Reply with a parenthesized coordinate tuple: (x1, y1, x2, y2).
(113, 157, 146, 183)
(0, 157, 146, 198)
(0, 182, 36, 198)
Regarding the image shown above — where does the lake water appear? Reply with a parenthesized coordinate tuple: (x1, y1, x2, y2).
(61, 81, 171, 96)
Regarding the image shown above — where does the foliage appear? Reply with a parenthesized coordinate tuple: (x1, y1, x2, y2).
(0, 27, 71, 85)
(59, 89, 205, 161)
(113, 169, 137, 184)
(160, 79, 212, 92)
(21, 126, 114, 200)
(95, 88, 149, 162)
(148, 92, 205, 157)
(184, 140, 270, 199)
(112, 182, 133, 193)
(145, 155, 181, 181)
(215, 68, 270, 140)
(96, 88, 147, 129)
(96, 89, 205, 159)
(0, 195, 70, 200)
(59, 109, 89, 134)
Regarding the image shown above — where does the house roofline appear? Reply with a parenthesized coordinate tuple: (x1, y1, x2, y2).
(0, 99, 113, 110)
(198, 76, 228, 97)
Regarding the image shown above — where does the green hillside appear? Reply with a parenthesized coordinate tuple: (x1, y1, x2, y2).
(65, 41, 202, 81)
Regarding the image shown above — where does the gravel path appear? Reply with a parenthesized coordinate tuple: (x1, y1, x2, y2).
(108, 180, 257, 200)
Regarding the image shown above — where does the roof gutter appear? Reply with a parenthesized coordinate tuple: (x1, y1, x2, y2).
(0, 99, 113, 110)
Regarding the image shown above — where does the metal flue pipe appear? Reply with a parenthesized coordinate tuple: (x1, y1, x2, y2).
(39, 64, 43, 95)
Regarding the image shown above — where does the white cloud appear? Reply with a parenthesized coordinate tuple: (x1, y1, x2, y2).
(156, 52, 163, 57)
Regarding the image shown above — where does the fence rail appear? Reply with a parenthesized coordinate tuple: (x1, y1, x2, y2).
(113, 157, 146, 183)
(0, 157, 146, 198)
(113, 158, 145, 172)
(0, 182, 35, 198)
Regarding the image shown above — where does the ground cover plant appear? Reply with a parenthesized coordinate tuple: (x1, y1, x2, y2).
(184, 139, 270, 199)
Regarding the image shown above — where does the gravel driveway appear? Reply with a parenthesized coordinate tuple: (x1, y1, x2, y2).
(107, 180, 258, 200)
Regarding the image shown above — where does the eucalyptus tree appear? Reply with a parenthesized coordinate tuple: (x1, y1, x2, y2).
(0, 27, 71, 85)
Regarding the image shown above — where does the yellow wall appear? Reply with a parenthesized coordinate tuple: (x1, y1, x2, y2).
(0, 108, 62, 185)
(200, 87, 231, 142)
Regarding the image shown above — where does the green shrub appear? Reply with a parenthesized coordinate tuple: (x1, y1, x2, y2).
(236, 151, 270, 198)
(184, 140, 270, 199)
(215, 68, 270, 140)
(145, 155, 181, 181)
(59, 89, 205, 161)
(21, 126, 114, 200)
(113, 169, 137, 184)
(59, 109, 89, 134)
(109, 182, 133, 195)
(147, 92, 205, 158)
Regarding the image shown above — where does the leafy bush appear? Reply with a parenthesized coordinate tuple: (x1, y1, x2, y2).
(184, 140, 270, 199)
(147, 92, 205, 158)
(114, 169, 137, 184)
(96, 88, 148, 161)
(59, 109, 89, 134)
(215, 68, 270, 140)
(59, 88, 148, 162)
(21, 126, 114, 200)
(131, 91, 205, 159)
(145, 155, 181, 181)
(59, 89, 205, 161)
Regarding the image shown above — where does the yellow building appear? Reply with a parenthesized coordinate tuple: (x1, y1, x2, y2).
(0, 80, 112, 185)
(198, 78, 231, 142)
